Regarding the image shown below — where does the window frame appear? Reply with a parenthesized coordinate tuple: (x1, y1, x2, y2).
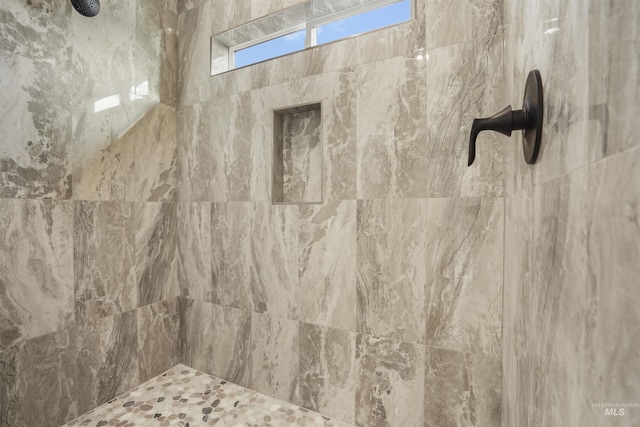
(226, 0, 413, 71)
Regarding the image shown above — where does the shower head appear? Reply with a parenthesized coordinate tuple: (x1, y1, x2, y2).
(70, 0, 100, 17)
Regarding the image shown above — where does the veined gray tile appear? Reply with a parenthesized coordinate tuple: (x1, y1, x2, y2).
(356, 56, 427, 199)
(176, 101, 228, 202)
(177, 1, 212, 107)
(0, 53, 72, 199)
(0, 200, 73, 346)
(425, 347, 501, 427)
(249, 312, 299, 403)
(355, 334, 425, 427)
(299, 200, 357, 331)
(176, 202, 212, 301)
(125, 103, 177, 203)
(71, 0, 136, 94)
(424, 197, 503, 359)
(135, 202, 179, 306)
(425, 38, 504, 198)
(135, 0, 178, 106)
(76, 311, 138, 415)
(209, 303, 252, 386)
(0, 0, 71, 61)
(356, 199, 426, 344)
(137, 299, 180, 382)
(74, 201, 136, 324)
(178, 298, 215, 374)
(212, 201, 299, 319)
(299, 322, 357, 424)
(71, 83, 154, 201)
(0, 326, 77, 427)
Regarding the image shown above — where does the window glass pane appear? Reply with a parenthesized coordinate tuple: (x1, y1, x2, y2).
(234, 29, 306, 68)
(316, 0, 411, 45)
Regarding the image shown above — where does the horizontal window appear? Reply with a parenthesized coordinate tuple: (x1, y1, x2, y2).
(211, 0, 413, 75)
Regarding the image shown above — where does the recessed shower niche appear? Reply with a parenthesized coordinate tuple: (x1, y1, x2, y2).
(272, 103, 323, 204)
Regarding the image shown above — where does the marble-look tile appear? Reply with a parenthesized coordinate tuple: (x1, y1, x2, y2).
(355, 334, 424, 427)
(588, 0, 640, 162)
(0, 200, 73, 346)
(425, 37, 504, 198)
(176, 100, 228, 202)
(72, 0, 136, 94)
(503, 0, 590, 194)
(0, 0, 71, 61)
(212, 202, 299, 319)
(580, 147, 640, 425)
(177, 0, 212, 107)
(0, 327, 77, 427)
(178, 298, 215, 374)
(209, 304, 252, 386)
(71, 84, 154, 201)
(424, 347, 501, 427)
(279, 109, 323, 204)
(501, 188, 532, 427)
(176, 202, 212, 301)
(324, 69, 357, 200)
(137, 299, 180, 382)
(299, 200, 357, 331)
(250, 0, 308, 21)
(299, 323, 357, 424)
(136, 0, 178, 106)
(425, 0, 502, 49)
(124, 103, 177, 203)
(74, 201, 136, 324)
(424, 198, 503, 358)
(76, 311, 138, 415)
(356, 199, 426, 344)
(210, 0, 251, 33)
(355, 56, 427, 199)
(135, 202, 179, 306)
(0, 53, 72, 199)
(249, 312, 299, 403)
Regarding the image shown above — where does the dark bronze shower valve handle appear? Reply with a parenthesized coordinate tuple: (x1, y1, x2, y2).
(468, 69, 544, 166)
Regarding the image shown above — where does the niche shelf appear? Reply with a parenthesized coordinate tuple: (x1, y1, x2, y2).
(272, 103, 323, 204)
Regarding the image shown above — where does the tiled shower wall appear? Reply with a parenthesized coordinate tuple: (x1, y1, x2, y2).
(177, 0, 504, 425)
(0, 0, 180, 425)
(502, 1, 640, 426)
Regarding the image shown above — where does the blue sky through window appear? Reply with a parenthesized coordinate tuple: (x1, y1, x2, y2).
(317, 0, 411, 45)
(233, 0, 411, 69)
(235, 29, 306, 68)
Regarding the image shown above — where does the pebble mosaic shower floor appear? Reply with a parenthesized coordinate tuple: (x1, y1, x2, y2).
(63, 364, 354, 427)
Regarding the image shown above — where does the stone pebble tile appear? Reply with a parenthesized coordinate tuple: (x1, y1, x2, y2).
(62, 364, 354, 427)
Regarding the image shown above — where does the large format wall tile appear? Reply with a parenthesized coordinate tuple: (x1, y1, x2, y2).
(136, 202, 179, 306)
(177, 0, 212, 107)
(0, 200, 73, 346)
(356, 199, 426, 344)
(0, 327, 77, 427)
(0, 53, 72, 199)
(178, 298, 214, 374)
(356, 56, 427, 199)
(76, 311, 138, 415)
(425, 37, 504, 198)
(212, 202, 299, 319)
(424, 198, 503, 358)
(209, 304, 252, 386)
(299, 200, 357, 331)
(72, 0, 136, 94)
(136, 0, 178, 106)
(249, 312, 299, 403)
(137, 299, 180, 382)
(176, 202, 212, 301)
(74, 201, 136, 324)
(299, 323, 357, 424)
(355, 334, 425, 427)
(424, 347, 501, 427)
